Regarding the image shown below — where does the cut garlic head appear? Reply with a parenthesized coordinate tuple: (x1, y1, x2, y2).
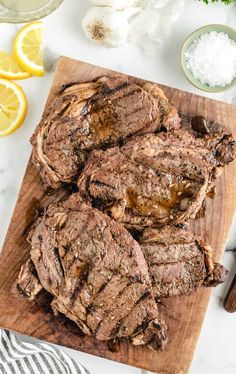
(82, 7, 130, 47)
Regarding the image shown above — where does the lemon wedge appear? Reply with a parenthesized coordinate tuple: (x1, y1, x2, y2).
(0, 50, 31, 80)
(14, 22, 44, 77)
(0, 78, 27, 136)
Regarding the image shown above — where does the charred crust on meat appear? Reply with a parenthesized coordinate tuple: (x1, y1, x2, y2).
(85, 176, 91, 195)
(70, 264, 90, 305)
(94, 320, 102, 336)
(59, 82, 76, 94)
(16, 284, 28, 298)
(173, 223, 188, 230)
(146, 334, 163, 351)
(86, 303, 95, 314)
(127, 275, 142, 285)
(90, 179, 115, 189)
(92, 197, 108, 210)
(67, 182, 78, 194)
(139, 290, 151, 301)
(132, 318, 150, 336)
(53, 247, 65, 277)
(107, 338, 120, 353)
(152, 321, 163, 330)
(97, 281, 108, 294)
(103, 81, 128, 95)
(110, 320, 122, 337)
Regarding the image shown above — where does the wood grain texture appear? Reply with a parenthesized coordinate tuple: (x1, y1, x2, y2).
(0, 57, 236, 374)
(224, 274, 236, 313)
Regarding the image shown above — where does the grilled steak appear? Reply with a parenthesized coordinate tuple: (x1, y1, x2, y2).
(139, 224, 227, 299)
(14, 194, 168, 351)
(78, 128, 235, 228)
(31, 76, 179, 188)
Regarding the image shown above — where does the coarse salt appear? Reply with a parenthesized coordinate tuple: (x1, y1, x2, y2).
(185, 31, 236, 87)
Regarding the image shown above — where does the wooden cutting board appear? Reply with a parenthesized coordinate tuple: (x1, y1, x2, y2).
(0, 57, 236, 374)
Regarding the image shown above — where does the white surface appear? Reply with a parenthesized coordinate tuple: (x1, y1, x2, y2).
(0, 1, 236, 373)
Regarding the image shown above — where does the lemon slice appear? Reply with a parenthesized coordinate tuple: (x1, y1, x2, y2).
(0, 78, 27, 136)
(0, 51, 31, 80)
(14, 22, 44, 77)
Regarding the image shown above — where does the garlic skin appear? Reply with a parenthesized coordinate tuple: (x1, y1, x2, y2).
(82, 7, 136, 47)
(129, 0, 186, 55)
(89, 0, 140, 9)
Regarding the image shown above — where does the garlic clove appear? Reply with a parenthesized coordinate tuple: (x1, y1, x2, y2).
(89, 0, 141, 10)
(82, 7, 130, 48)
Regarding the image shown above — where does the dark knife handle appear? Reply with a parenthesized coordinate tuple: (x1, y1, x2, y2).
(224, 274, 236, 313)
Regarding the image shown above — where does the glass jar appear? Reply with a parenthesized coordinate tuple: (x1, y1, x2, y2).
(0, 0, 63, 23)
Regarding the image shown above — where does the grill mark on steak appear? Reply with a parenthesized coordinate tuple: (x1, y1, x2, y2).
(97, 281, 109, 294)
(70, 265, 90, 306)
(110, 320, 122, 337)
(94, 321, 102, 336)
(84, 272, 121, 315)
(90, 179, 117, 190)
(132, 317, 150, 336)
(102, 80, 128, 95)
(93, 280, 145, 336)
(90, 283, 147, 337)
(85, 175, 91, 195)
(16, 284, 29, 298)
(88, 279, 137, 333)
(86, 303, 95, 314)
(53, 247, 65, 278)
(138, 290, 151, 301)
(89, 87, 141, 112)
(127, 275, 142, 285)
(104, 289, 151, 338)
(92, 198, 110, 211)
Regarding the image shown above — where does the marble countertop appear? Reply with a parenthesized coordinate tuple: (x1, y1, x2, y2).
(0, 1, 236, 373)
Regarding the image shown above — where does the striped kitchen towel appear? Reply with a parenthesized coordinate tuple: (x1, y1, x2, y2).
(0, 329, 90, 374)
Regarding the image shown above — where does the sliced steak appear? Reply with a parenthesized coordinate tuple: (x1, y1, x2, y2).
(31, 75, 179, 188)
(78, 128, 235, 228)
(13, 194, 168, 351)
(140, 224, 228, 299)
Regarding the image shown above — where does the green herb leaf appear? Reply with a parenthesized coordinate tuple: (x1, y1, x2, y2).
(200, 0, 233, 4)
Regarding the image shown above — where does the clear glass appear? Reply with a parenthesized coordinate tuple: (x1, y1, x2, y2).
(0, 0, 63, 23)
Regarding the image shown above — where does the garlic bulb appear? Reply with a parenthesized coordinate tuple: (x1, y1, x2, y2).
(82, 7, 139, 47)
(89, 0, 140, 9)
